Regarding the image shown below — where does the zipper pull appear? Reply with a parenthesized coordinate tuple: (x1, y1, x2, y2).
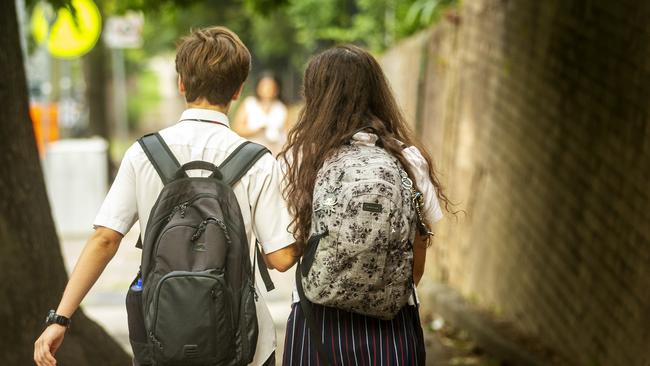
(251, 283, 258, 301)
(149, 332, 163, 350)
(179, 203, 189, 218)
(191, 220, 207, 241)
(167, 205, 180, 222)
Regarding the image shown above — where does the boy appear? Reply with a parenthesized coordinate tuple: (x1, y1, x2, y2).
(34, 26, 297, 366)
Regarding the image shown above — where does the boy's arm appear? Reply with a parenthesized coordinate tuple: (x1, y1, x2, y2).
(54, 227, 123, 317)
(248, 155, 298, 272)
(36, 146, 138, 366)
(34, 227, 123, 366)
(264, 242, 300, 272)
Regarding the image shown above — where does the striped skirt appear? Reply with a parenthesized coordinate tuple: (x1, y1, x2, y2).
(282, 303, 425, 366)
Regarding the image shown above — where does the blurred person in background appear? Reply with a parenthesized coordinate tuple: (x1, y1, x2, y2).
(234, 73, 288, 154)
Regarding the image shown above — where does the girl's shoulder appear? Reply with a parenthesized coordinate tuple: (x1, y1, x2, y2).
(401, 145, 444, 224)
(402, 145, 429, 172)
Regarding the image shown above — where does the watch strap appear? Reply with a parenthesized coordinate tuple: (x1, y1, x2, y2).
(46, 310, 71, 328)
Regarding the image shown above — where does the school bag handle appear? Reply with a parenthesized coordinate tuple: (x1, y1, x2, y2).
(173, 161, 223, 180)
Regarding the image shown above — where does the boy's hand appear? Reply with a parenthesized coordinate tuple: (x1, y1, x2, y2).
(34, 324, 66, 366)
(33, 227, 122, 365)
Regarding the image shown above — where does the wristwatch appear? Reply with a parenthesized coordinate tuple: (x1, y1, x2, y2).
(45, 310, 71, 328)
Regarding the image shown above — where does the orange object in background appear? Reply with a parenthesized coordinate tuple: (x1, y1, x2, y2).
(30, 103, 59, 156)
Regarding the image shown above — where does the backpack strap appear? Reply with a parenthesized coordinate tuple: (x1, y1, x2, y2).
(137, 133, 184, 185)
(254, 240, 276, 292)
(219, 141, 275, 291)
(135, 133, 183, 249)
(411, 284, 426, 365)
(218, 141, 270, 186)
(296, 260, 333, 366)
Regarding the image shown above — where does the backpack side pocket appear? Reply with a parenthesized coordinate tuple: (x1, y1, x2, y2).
(126, 273, 153, 365)
(237, 281, 259, 364)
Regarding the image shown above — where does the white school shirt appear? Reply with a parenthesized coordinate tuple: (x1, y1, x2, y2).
(93, 108, 294, 365)
(291, 131, 444, 304)
(243, 96, 287, 143)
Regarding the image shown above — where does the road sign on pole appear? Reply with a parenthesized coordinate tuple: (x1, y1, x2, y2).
(31, 0, 102, 59)
(104, 13, 144, 49)
(104, 12, 144, 142)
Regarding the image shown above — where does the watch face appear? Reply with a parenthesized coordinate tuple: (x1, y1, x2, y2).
(46, 310, 55, 324)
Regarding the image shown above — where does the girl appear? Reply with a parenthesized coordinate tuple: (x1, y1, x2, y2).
(279, 45, 450, 365)
(234, 73, 288, 154)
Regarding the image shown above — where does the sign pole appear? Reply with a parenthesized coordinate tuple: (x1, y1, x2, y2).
(41, 3, 54, 157)
(105, 12, 144, 144)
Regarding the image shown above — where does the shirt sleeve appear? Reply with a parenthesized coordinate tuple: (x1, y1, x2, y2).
(403, 146, 444, 225)
(248, 155, 295, 253)
(93, 146, 138, 235)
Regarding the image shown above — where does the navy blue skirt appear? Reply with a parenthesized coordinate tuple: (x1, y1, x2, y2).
(282, 303, 425, 366)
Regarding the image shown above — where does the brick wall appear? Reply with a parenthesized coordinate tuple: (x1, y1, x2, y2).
(380, 1, 650, 365)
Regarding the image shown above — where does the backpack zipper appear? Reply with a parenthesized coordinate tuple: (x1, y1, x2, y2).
(164, 200, 194, 222)
(149, 331, 163, 352)
(250, 281, 258, 301)
(191, 217, 232, 245)
(179, 202, 189, 218)
(192, 220, 208, 241)
(152, 193, 221, 228)
(209, 288, 217, 352)
(166, 205, 180, 222)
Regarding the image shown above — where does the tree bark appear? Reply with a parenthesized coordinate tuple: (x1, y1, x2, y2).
(82, 11, 116, 180)
(0, 3, 131, 365)
(83, 38, 110, 140)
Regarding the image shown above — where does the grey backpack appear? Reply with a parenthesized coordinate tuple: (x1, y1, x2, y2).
(297, 142, 418, 321)
(125, 133, 274, 366)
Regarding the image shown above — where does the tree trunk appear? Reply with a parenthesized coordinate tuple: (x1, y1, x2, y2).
(83, 38, 110, 140)
(82, 12, 116, 180)
(0, 3, 131, 365)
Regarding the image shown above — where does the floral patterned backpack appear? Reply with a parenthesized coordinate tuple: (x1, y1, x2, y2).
(296, 139, 422, 320)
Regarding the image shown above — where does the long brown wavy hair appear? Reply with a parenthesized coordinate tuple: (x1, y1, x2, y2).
(279, 45, 451, 250)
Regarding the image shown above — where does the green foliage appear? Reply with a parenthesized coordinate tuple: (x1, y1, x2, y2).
(40, 0, 460, 64)
(243, 0, 288, 15)
(283, 0, 457, 53)
(127, 68, 160, 128)
(120, 0, 459, 68)
(78, 0, 459, 105)
(406, 0, 457, 29)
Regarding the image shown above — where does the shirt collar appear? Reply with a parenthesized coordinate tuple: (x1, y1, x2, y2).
(178, 108, 230, 127)
(351, 132, 379, 147)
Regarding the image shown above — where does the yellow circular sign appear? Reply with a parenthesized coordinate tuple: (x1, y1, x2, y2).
(31, 0, 102, 59)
